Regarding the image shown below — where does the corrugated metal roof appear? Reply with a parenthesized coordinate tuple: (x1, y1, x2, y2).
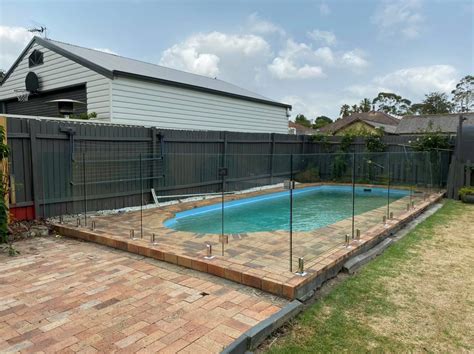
(44, 38, 290, 108)
(2, 36, 290, 109)
(396, 113, 474, 134)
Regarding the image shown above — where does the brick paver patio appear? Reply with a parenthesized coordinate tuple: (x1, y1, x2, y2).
(0, 237, 286, 353)
(54, 184, 443, 299)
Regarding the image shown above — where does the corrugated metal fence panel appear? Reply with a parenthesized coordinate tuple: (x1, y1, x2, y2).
(6, 116, 449, 219)
(7, 117, 33, 208)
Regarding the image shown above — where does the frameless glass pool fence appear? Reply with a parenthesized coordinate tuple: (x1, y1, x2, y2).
(43, 150, 446, 274)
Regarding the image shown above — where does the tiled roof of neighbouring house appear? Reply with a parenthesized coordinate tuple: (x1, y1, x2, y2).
(395, 113, 474, 134)
(288, 121, 318, 135)
(317, 111, 400, 134)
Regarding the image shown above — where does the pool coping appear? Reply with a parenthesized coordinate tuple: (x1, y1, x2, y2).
(52, 186, 444, 300)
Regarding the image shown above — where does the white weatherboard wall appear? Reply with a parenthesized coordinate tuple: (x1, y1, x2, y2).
(111, 77, 288, 133)
(0, 43, 111, 120)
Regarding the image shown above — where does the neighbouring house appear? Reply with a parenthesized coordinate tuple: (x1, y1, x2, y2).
(288, 121, 318, 135)
(396, 113, 474, 136)
(0, 36, 291, 133)
(317, 111, 399, 136)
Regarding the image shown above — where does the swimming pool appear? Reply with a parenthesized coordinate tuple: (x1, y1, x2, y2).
(164, 185, 409, 234)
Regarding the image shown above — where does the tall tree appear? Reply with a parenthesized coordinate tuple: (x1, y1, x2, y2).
(411, 92, 453, 115)
(0, 70, 5, 84)
(372, 92, 412, 116)
(313, 116, 332, 129)
(351, 104, 360, 114)
(340, 104, 351, 118)
(359, 98, 372, 112)
(451, 75, 474, 112)
(294, 114, 312, 128)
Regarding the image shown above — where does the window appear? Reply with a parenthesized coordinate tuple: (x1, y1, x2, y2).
(28, 50, 43, 67)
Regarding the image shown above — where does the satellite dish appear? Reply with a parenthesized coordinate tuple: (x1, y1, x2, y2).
(25, 72, 40, 92)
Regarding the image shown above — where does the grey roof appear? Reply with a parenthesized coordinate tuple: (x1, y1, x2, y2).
(396, 113, 474, 134)
(318, 111, 399, 134)
(367, 121, 398, 134)
(3, 36, 291, 109)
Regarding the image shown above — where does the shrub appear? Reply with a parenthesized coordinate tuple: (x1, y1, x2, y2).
(295, 164, 320, 183)
(459, 187, 474, 199)
(0, 125, 9, 244)
(365, 134, 386, 152)
(332, 154, 349, 181)
(410, 123, 451, 152)
(311, 134, 331, 152)
(340, 134, 355, 152)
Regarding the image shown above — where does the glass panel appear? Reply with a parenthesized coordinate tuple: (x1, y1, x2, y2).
(222, 153, 291, 273)
(145, 153, 222, 258)
(291, 152, 354, 273)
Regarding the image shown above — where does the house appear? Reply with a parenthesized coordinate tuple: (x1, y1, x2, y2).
(317, 111, 399, 135)
(0, 37, 291, 134)
(396, 113, 474, 136)
(288, 121, 317, 135)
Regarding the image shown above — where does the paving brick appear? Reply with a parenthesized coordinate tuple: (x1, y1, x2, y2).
(115, 331, 146, 349)
(0, 237, 286, 354)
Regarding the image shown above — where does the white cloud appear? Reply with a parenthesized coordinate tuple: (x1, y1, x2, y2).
(268, 58, 324, 80)
(93, 48, 118, 55)
(372, 0, 424, 39)
(374, 65, 458, 94)
(346, 64, 458, 101)
(0, 26, 33, 70)
(307, 30, 337, 46)
(268, 39, 334, 80)
(159, 31, 272, 78)
(341, 50, 369, 70)
(247, 13, 285, 36)
(320, 3, 331, 16)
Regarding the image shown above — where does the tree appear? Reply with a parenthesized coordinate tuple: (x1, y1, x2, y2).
(351, 104, 360, 114)
(313, 116, 332, 129)
(411, 92, 453, 115)
(359, 98, 372, 112)
(372, 92, 412, 116)
(340, 104, 351, 118)
(294, 114, 312, 128)
(451, 75, 474, 112)
(0, 70, 5, 84)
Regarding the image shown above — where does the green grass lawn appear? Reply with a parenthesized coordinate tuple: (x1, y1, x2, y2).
(263, 200, 474, 353)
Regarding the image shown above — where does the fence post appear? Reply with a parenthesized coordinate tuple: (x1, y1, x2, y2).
(151, 127, 157, 190)
(140, 153, 144, 239)
(270, 133, 275, 184)
(29, 120, 43, 218)
(222, 131, 228, 168)
(82, 152, 87, 226)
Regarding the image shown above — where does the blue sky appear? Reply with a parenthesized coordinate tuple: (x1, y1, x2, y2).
(0, 0, 472, 119)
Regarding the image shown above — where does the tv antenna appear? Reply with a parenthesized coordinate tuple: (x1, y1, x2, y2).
(28, 26, 47, 38)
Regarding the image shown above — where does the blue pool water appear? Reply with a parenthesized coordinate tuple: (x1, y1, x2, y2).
(164, 185, 409, 234)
